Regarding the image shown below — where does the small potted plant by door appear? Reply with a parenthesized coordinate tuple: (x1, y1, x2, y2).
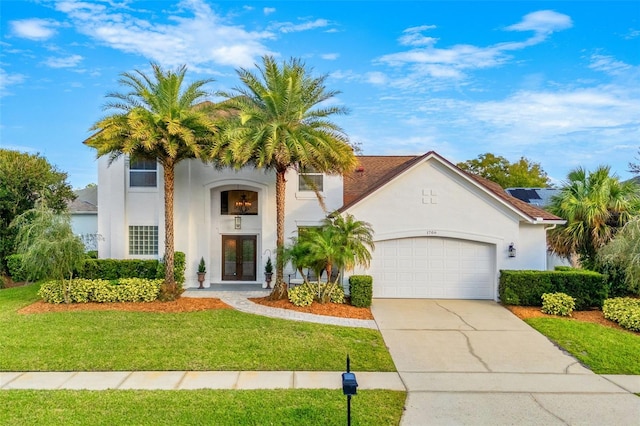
(264, 257, 273, 289)
(197, 257, 206, 289)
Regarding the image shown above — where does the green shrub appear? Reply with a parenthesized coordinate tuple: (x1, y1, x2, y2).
(541, 292, 576, 317)
(603, 298, 640, 332)
(317, 283, 345, 304)
(499, 270, 607, 310)
(6, 254, 29, 282)
(38, 278, 162, 304)
(155, 252, 186, 286)
(594, 261, 633, 298)
(349, 275, 373, 307)
(554, 266, 574, 271)
(288, 284, 314, 307)
(86, 250, 98, 259)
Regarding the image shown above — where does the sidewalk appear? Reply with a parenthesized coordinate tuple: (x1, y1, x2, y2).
(0, 371, 405, 391)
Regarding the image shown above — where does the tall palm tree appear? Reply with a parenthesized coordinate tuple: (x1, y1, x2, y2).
(217, 56, 357, 299)
(548, 166, 639, 268)
(86, 63, 218, 299)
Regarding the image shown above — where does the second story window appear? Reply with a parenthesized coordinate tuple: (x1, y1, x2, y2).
(130, 159, 157, 187)
(298, 167, 324, 192)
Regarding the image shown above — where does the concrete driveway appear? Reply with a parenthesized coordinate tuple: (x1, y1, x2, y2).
(372, 299, 640, 425)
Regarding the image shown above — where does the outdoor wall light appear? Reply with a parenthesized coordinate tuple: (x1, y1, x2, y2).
(234, 216, 241, 230)
(508, 243, 516, 258)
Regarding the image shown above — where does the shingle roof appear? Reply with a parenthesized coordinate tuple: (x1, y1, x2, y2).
(67, 186, 98, 213)
(341, 152, 563, 222)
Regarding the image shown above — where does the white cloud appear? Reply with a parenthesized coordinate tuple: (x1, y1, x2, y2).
(54, 0, 274, 70)
(376, 10, 573, 85)
(270, 18, 330, 33)
(264, 7, 276, 15)
(0, 68, 26, 96)
(589, 54, 633, 76)
(10, 18, 59, 41)
(321, 53, 339, 60)
(399, 25, 437, 47)
(505, 10, 573, 35)
(43, 54, 83, 68)
(365, 71, 387, 85)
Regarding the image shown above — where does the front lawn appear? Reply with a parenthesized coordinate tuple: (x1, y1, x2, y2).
(0, 285, 395, 372)
(0, 389, 406, 425)
(525, 317, 640, 375)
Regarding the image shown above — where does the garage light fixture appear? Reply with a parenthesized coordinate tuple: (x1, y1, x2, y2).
(508, 243, 516, 258)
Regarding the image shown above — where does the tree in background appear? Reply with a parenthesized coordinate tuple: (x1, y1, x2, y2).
(86, 63, 219, 300)
(457, 153, 550, 188)
(598, 216, 640, 296)
(12, 202, 85, 303)
(0, 149, 75, 273)
(547, 166, 639, 268)
(217, 56, 357, 299)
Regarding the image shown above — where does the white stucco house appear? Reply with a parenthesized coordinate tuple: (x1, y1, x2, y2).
(97, 151, 564, 300)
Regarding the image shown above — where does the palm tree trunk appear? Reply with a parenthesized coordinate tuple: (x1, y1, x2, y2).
(270, 168, 288, 300)
(160, 160, 178, 300)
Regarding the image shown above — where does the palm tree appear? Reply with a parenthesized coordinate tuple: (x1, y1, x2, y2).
(86, 63, 218, 300)
(217, 56, 357, 299)
(547, 166, 639, 268)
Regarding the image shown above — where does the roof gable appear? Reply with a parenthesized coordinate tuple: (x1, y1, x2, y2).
(341, 152, 562, 223)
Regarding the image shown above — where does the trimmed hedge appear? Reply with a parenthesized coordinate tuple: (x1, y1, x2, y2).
(499, 270, 607, 310)
(541, 292, 575, 317)
(38, 278, 163, 304)
(603, 298, 640, 332)
(349, 275, 373, 308)
(76, 252, 186, 285)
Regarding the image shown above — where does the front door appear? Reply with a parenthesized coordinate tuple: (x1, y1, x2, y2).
(222, 235, 257, 281)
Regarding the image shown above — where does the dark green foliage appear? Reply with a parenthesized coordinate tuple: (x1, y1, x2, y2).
(349, 275, 373, 307)
(6, 254, 30, 282)
(85, 251, 98, 259)
(499, 270, 607, 310)
(155, 251, 186, 285)
(0, 150, 75, 273)
(76, 252, 185, 284)
(594, 260, 633, 298)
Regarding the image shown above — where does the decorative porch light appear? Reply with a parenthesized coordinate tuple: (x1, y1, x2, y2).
(508, 243, 516, 258)
(234, 216, 241, 230)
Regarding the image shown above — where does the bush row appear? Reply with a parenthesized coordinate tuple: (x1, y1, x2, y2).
(499, 270, 607, 310)
(349, 275, 373, 308)
(602, 297, 640, 332)
(6, 252, 186, 285)
(38, 278, 163, 304)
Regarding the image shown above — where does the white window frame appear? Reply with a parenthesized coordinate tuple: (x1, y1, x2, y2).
(129, 158, 158, 188)
(128, 225, 158, 256)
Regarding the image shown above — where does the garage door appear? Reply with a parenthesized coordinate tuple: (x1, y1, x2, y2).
(369, 237, 495, 299)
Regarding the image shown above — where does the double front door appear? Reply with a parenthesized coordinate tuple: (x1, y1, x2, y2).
(222, 235, 257, 281)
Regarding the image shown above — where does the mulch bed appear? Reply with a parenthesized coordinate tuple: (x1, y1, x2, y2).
(18, 298, 232, 314)
(506, 305, 639, 335)
(250, 296, 374, 320)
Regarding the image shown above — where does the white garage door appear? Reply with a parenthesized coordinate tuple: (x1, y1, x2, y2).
(370, 237, 495, 299)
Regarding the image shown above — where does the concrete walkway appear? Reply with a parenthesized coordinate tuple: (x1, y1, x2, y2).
(372, 299, 640, 426)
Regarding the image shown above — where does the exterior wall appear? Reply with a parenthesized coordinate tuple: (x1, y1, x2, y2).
(346, 158, 550, 299)
(71, 213, 98, 250)
(97, 157, 338, 288)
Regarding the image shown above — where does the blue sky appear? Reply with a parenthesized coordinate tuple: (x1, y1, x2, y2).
(1, 0, 639, 189)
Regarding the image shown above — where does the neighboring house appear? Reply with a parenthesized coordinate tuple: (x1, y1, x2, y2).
(68, 186, 99, 251)
(97, 151, 564, 300)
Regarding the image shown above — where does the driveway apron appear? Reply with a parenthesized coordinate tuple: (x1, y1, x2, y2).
(372, 299, 640, 425)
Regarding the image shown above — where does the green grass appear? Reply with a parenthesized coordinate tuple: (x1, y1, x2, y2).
(525, 317, 640, 374)
(0, 284, 395, 372)
(0, 389, 406, 425)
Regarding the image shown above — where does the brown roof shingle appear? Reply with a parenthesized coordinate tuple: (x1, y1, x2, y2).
(341, 152, 562, 222)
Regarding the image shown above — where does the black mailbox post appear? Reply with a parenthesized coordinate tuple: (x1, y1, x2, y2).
(342, 355, 358, 425)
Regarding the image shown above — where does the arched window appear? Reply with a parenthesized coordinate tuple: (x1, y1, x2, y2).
(221, 190, 258, 215)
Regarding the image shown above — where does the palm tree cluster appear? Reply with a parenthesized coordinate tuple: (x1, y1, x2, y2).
(282, 213, 374, 303)
(86, 57, 358, 300)
(547, 166, 639, 269)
